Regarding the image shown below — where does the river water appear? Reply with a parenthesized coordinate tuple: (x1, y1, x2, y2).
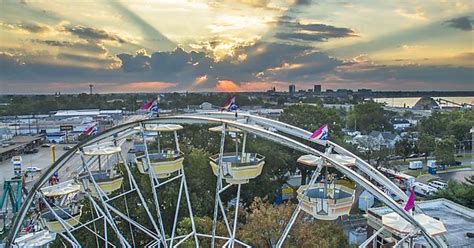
(372, 97, 474, 108)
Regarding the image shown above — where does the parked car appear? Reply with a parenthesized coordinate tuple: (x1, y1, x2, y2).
(24, 148, 39, 154)
(408, 153, 419, 158)
(63, 145, 74, 151)
(429, 180, 448, 190)
(454, 161, 462, 166)
(41, 144, 51, 148)
(26, 166, 41, 172)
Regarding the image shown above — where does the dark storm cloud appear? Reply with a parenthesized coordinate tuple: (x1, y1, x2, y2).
(31, 39, 109, 55)
(1, 41, 473, 91)
(31, 39, 74, 47)
(0, 22, 51, 33)
(64, 25, 127, 43)
(294, 0, 312, 5)
(445, 16, 474, 31)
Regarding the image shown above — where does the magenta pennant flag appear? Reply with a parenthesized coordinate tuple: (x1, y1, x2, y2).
(404, 186, 415, 211)
(309, 124, 329, 140)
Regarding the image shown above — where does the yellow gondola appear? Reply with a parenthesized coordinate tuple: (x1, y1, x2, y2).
(135, 124, 185, 178)
(40, 181, 82, 233)
(41, 206, 82, 233)
(208, 125, 265, 184)
(209, 153, 265, 184)
(80, 141, 124, 197)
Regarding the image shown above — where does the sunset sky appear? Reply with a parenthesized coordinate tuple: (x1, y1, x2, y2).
(0, 0, 473, 93)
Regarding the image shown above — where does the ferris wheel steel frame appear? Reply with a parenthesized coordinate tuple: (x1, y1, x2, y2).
(6, 113, 447, 247)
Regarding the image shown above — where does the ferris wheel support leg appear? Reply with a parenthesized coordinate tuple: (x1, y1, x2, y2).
(79, 153, 131, 247)
(170, 172, 185, 247)
(58, 232, 80, 248)
(181, 171, 200, 247)
(39, 196, 81, 247)
(104, 217, 108, 248)
(139, 123, 168, 247)
(120, 150, 167, 246)
(276, 163, 323, 248)
(230, 183, 241, 248)
(85, 194, 131, 247)
(212, 123, 227, 248)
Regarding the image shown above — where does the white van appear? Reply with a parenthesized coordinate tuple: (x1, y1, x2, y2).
(409, 161, 423, 170)
(429, 180, 448, 190)
(413, 182, 437, 196)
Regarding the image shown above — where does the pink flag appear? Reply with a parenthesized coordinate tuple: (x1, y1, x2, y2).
(404, 186, 415, 211)
(139, 99, 155, 111)
(309, 124, 329, 140)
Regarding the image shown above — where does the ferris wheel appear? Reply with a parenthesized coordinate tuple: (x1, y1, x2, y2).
(4, 113, 447, 247)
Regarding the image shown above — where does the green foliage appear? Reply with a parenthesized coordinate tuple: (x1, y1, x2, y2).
(347, 101, 393, 134)
(279, 104, 344, 139)
(395, 139, 413, 161)
(429, 176, 474, 209)
(418, 110, 474, 142)
(434, 136, 456, 166)
(416, 134, 436, 160)
(238, 198, 349, 248)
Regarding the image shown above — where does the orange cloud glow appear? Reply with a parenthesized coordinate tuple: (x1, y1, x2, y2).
(215, 80, 285, 92)
(113, 81, 177, 92)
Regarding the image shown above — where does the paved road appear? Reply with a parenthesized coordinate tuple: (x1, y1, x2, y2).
(0, 115, 141, 189)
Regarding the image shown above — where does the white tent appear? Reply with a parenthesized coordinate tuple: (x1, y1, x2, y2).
(382, 212, 447, 236)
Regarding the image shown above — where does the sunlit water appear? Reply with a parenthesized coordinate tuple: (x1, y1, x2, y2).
(372, 97, 474, 108)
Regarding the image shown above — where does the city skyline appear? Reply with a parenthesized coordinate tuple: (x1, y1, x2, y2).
(0, 0, 473, 93)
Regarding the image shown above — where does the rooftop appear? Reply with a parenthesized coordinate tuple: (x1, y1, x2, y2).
(369, 198, 474, 247)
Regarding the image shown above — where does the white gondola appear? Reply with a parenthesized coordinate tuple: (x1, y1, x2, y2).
(208, 125, 265, 184)
(297, 182, 355, 220)
(80, 141, 124, 197)
(40, 181, 82, 233)
(135, 124, 184, 178)
(295, 154, 356, 220)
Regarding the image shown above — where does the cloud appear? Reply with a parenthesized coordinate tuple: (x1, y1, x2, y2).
(293, 0, 312, 5)
(275, 19, 358, 42)
(394, 7, 426, 20)
(445, 16, 474, 31)
(64, 25, 127, 43)
(0, 22, 52, 33)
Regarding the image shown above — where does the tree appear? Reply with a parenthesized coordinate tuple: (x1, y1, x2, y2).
(279, 104, 344, 139)
(416, 134, 435, 161)
(395, 139, 413, 161)
(429, 176, 474, 209)
(238, 198, 349, 247)
(347, 101, 393, 134)
(434, 136, 456, 168)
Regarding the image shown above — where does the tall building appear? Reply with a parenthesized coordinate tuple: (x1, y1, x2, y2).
(289, 84, 296, 95)
(314, 84, 322, 94)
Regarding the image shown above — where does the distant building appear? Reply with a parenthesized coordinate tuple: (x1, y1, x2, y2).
(391, 118, 411, 130)
(199, 102, 214, 110)
(352, 131, 401, 150)
(367, 199, 474, 247)
(314, 85, 322, 94)
(289, 84, 296, 95)
(267, 87, 276, 93)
